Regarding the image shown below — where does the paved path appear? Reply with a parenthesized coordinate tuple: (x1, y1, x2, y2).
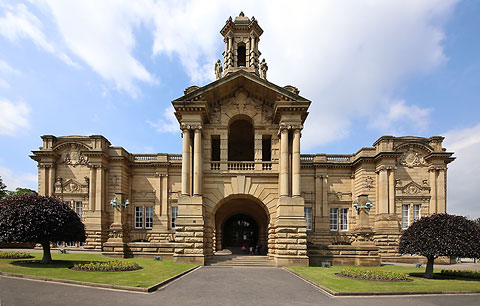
(1, 267, 479, 306)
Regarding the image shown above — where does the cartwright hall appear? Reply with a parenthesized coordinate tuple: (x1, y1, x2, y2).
(30, 13, 455, 267)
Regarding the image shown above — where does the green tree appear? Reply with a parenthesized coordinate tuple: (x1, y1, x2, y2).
(0, 177, 7, 200)
(399, 214, 480, 278)
(7, 187, 37, 197)
(0, 194, 86, 263)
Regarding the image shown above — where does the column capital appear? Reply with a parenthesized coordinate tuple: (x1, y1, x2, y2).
(375, 165, 395, 173)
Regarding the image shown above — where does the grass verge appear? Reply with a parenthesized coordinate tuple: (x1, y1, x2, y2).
(288, 265, 480, 293)
(0, 253, 195, 288)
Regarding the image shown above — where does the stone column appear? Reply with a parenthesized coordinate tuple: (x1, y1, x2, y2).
(377, 167, 388, 214)
(193, 128, 202, 196)
(315, 175, 322, 218)
(292, 128, 301, 197)
(95, 166, 105, 212)
(388, 169, 395, 214)
(437, 168, 446, 213)
(220, 134, 228, 170)
(48, 166, 56, 196)
(181, 128, 191, 196)
(322, 176, 329, 217)
(89, 166, 96, 211)
(279, 127, 289, 197)
(161, 174, 169, 223)
(429, 167, 437, 214)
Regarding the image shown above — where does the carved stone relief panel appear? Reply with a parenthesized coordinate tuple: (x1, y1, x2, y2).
(56, 178, 89, 194)
(398, 147, 427, 168)
(62, 144, 89, 167)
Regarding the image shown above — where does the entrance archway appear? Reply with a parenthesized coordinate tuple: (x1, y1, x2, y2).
(213, 195, 269, 254)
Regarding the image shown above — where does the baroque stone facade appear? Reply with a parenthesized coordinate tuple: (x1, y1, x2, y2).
(30, 13, 454, 266)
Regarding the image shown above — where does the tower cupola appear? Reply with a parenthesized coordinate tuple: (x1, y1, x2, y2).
(219, 12, 264, 77)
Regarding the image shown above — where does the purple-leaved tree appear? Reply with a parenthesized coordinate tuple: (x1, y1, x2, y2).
(0, 194, 85, 263)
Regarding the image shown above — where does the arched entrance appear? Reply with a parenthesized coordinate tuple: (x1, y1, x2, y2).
(213, 195, 269, 254)
(223, 214, 258, 248)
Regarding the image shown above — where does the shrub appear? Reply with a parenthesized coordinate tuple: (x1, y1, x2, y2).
(72, 260, 142, 272)
(0, 251, 34, 259)
(340, 268, 410, 281)
(441, 269, 480, 279)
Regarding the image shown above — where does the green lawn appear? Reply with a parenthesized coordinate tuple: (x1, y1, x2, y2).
(288, 265, 480, 293)
(0, 253, 196, 288)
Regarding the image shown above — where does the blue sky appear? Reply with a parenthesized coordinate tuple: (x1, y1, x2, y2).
(0, 0, 479, 218)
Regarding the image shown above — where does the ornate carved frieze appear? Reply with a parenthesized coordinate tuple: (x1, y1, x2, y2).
(398, 148, 427, 168)
(62, 144, 89, 167)
(365, 176, 374, 190)
(327, 192, 352, 202)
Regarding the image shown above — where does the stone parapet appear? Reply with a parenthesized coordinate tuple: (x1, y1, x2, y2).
(308, 244, 380, 266)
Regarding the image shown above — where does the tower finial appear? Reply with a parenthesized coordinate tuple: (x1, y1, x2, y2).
(239, 11, 244, 17)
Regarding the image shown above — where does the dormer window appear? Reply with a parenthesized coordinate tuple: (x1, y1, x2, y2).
(237, 45, 246, 67)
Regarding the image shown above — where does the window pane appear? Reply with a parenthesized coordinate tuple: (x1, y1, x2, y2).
(135, 206, 143, 229)
(171, 206, 178, 228)
(401, 204, 409, 229)
(340, 208, 348, 231)
(145, 206, 153, 229)
(75, 201, 82, 218)
(413, 204, 421, 221)
(330, 208, 338, 231)
(304, 207, 312, 230)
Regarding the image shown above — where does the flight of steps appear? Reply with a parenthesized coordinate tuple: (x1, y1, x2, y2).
(207, 255, 277, 267)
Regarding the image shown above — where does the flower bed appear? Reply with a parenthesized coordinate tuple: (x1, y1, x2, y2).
(0, 251, 34, 259)
(441, 269, 480, 279)
(71, 260, 142, 272)
(338, 268, 410, 281)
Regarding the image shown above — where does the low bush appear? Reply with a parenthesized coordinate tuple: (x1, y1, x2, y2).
(72, 260, 142, 272)
(339, 268, 410, 281)
(0, 251, 34, 259)
(441, 269, 480, 279)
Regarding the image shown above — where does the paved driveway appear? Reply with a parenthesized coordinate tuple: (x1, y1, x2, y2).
(1, 267, 479, 306)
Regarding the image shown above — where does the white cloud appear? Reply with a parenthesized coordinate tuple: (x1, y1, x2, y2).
(0, 164, 37, 191)
(370, 99, 432, 135)
(0, 2, 77, 67)
(444, 123, 480, 219)
(42, 0, 157, 97)
(147, 106, 178, 134)
(30, 0, 457, 144)
(0, 99, 31, 136)
(0, 59, 20, 75)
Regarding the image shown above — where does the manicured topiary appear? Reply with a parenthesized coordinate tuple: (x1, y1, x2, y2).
(0, 194, 86, 264)
(0, 251, 34, 259)
(72, 260, 142, 272)
(399, 214, 480, 278)
(339, 268, 410, 281)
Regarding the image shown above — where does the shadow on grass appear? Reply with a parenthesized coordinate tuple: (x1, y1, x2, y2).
(409, 272, 480, 282)
(10, 260, 95, 269)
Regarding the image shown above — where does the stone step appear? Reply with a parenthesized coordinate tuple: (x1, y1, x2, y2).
(207, 255, 276, 267)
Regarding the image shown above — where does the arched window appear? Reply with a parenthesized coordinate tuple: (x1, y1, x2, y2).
(237, 45, 246, 67)
(228, 118, 254, 161)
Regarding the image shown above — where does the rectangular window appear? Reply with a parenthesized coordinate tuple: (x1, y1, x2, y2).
(171, 206, 178, 228)
(262, 136, 272, 161)
(413, 204, 421, 222)
(145, 206, 153, 229)
(340, 208, 348, 231)
(304, 207, 312, 230)
(401, 204, 410, 229)
(74, 201, 82, 218)
(211, 135, 220, 161)
(135, 206, 143, 229)
(330, 208, 338, 231)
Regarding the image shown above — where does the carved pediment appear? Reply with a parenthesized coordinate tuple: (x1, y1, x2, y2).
(55, 178, 89, 194)
(396, 181, 430, 196)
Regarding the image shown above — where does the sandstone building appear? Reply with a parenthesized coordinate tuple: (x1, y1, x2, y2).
(31, 13, 454, 266)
